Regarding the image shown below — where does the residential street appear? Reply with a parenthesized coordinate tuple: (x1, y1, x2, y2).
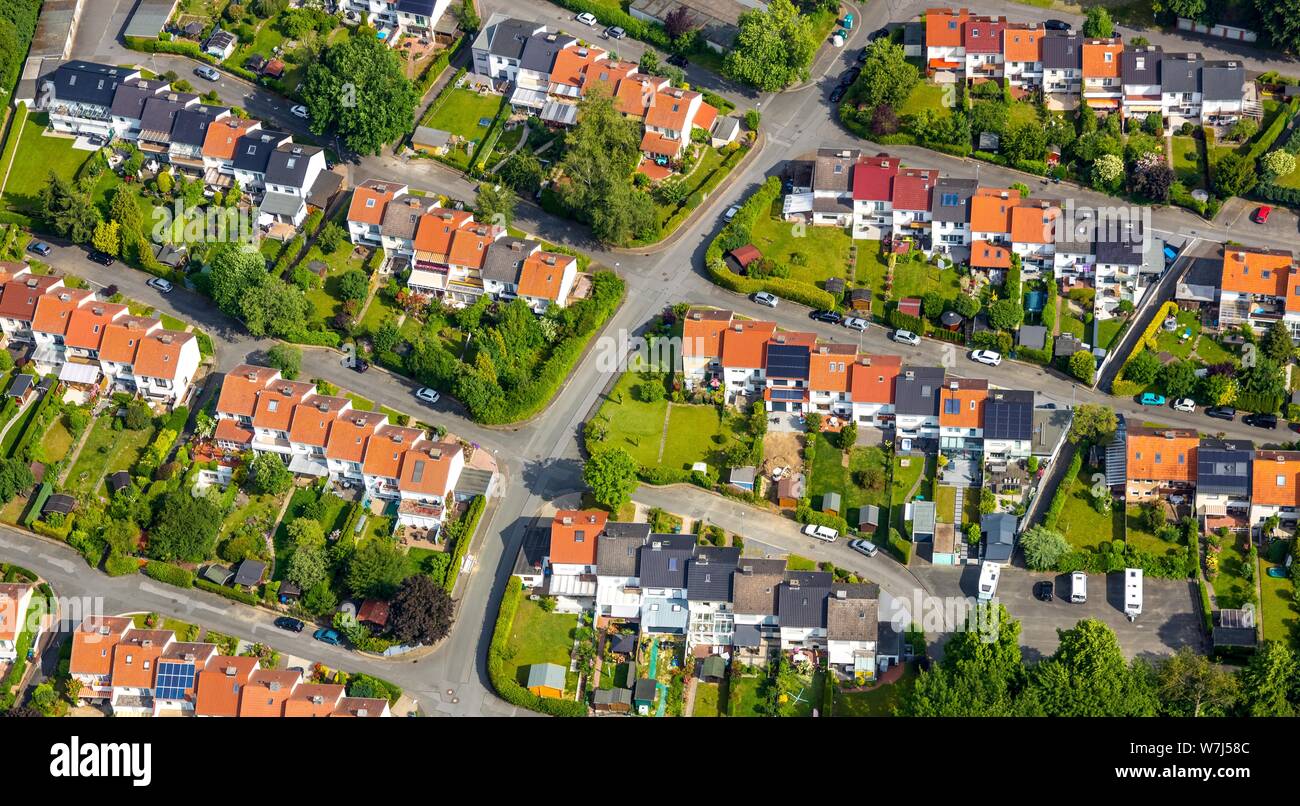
(9, 0, 1291, 715)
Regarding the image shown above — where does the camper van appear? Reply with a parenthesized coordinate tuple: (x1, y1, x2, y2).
(1070, 572, 1087, 603)
(1124, 568, 1143, 620)
(977, 561, 1001, 601)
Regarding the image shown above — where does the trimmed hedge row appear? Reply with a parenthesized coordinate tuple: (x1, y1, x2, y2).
(1042, 447, 1084, 530)
(196, 579, 261, 605)
(547, 0, 672, 48)
(488, 577, 587, 716)
(1112, 300, 1178, 390)
(442, 494, 485, 594)
(143, 561, 194, 588)
(124, 36, 218, 64)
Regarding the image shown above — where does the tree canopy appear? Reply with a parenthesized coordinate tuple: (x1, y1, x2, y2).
(148, 490, 222, 562)
(388, 574, 455, 646)
(301, 34, 418, 155)
(583, 447, 639, 511)
(723, 0, 818, 91)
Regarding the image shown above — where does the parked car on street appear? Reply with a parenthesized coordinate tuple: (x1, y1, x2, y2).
(1172, 398, 1196, 412)
(667, 54, 689, 68)
(290, 104, 309, 119)
(194, 65, 220, 81)
(1044, 19, 1071, 31)
(351, 359, 370, 373)
(723, 205, 740, 222)
(843, 317, 869, 331)
(829, 85, 846, 103)
(27, 240, 51, 256)
(849, 538, 878, 557)
(1139, 392, 1166, 406)
(1253, 205, 1272, 224)
(1206, 406, 1236, 421)
(146, 277, 173, 293)
(605, 26, 625, 39)
(576, 12, 597, 25)
(970, 349, 1002, 367)
(88, 250, 115, 266)
(313, 628, 342, 645)
(802, 524, 838, 542)
(1244, 412, 1279, 429)
(752, 291, 778, 307)
(892, 329, 920, 346)
(275, 617, 305, 633)
(416, 387, 440, 404)
(810, 309, 842, 324)
(1034, 581, 1054, 602)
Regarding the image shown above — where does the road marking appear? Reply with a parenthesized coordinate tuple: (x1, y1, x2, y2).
(38, 553, 74, 572)
(0, 538, 30, 553)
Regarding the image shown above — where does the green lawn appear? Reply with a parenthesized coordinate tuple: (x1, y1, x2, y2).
(693, 681, 723, 716)
(749, 202, 853, 289)
(1275, 163, 1300, 190)
(422, 88, 505, 169)
(899, 81, 947, 119)
(1096, 317, 1125, 352)
(1124, 507, 1180, 556)
(786, 554, 818, 571)
(595, 372, 747, 472)
(219, 491, 284, 543)
(1170, 135, 1204, 189)
(1211, 534, 1254, 610)
(64, 415, 156, 496)
(935, 484, 956, 524)
(38, 414, 76, 465)
(832, 664, 917, 716)
(856, 244, 891, 316)
(1259, 561, 1298, 649)
(889, 252, 962, 304)
(1153, 308, 1200, 360)
(727, 673, 768, 716)
(1, 111, 92, 214)
(1055, 469, 1119, 551)
(300, 243, 370, 328)
(1193, 334, 1234, 366)
(505, 599, 578, 695)
(808, 432, 889, 519)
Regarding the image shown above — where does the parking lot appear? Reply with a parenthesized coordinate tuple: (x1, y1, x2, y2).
(917, 565, 1206, 662)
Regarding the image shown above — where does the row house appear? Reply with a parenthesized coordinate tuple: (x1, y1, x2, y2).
(1093, 218, 1154, 319)
(1217, 246, 1300, 338)
(69, 615, 391, 716)
(963, 16, 1006, 83)
(850, 154, 900, 240)
(1042, 34, 1083, 106)
(1251, 451, 1300, 529)
(1123, 425, 1198, 504)
(1195, 438, 1253, 527)
(894, 365, 945, 439)
(340, 0, 452, 44)
(924, 7, 970, 80)
(783, 148, 861, 228)
(1081, 38, 1124, 115)
(0, 583, 34, 662)
(259, 143, 328, 227)
(982, 389, 1035, 461)
(346, 179, 409, 248)
(938, 377, 988, 457)
(929, 177, 979, 256)
(891, 168, 939, 238)
(1003, 24, 1045, 89)
(41, 61, 140, 139)
(1122, 46, 1163, 123)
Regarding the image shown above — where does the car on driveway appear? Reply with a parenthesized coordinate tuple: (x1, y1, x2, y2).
(313, 628, 342, 646)
(970, 349, 1002, 367)
(1139, 392, 1166, 406)
(1253, 205, 1273, 224)
(88, 250, 115, 266)
(27, 240, 51, 256)
(290, 104, 309, 119)
(1172, 397, 1196, 412)
(416, 387, 440, 404)
(146, 277, 173, 293)
(723, 205, 740, 222)
(275, 617, 305, 633)
(576, 11, 597, 25)
(605, 26, 625, 39)
(892, 329, 920, 346)
(1034, 581, 1054, 602)
(849, 538, 878, 557)
(811, 309, 843, 324)
(829, 85, 846, 103)
(194, 65, 220, 81)
(843, 316, 868, 331)
(1206, 405, 1236, 421)
(752, 291, 778, 307)
(1244, 412, 1279, 429)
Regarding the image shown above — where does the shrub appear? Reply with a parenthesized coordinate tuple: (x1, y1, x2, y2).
(488, 577, 587, 716)
(143, 561, 193, 588)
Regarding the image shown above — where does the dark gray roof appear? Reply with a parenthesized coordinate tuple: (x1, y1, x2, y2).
(109, 79, 166, 120)
(1094, 218, 1144, 266)
(43, 493, 75, 515)
(124, 0, 178, 38)
(827, 591, 879, 642)
(108, 470, 133, 494)
(931, 178, 978, 224)
(983, 513, 1017, 563)
(170, 106, 223, 147)
(596, 531, 645, 577)
(1196, 438, 1253, 497)
(139, 96, 188, 137)
(732, 624, 762, 647)
(1201, 61, 1244, 101)
(1018, 325, 1047, 351)
(592, 687, 632, 706)
(265, 144, 322, 188)
(206, 30, 237, 51)
(1161, 53, 1201, 93)
(606, 522, 653, 540)
(1054, 209, 1095, 251)
(785, 570, 833, 586)
(481, 238, 539, 282)
(381, 197, 427, 239)
(396, 0, 439, 13)
(894, 366, 945, 416)
(686, 546, 741, 602)
(777, 582, 831, 628)
(903, 21, 923, 46)
(490, 18, 544, 60)
(639, 540, 693, 588)
(731, 558, 787, 615)
(232, 130, 290, 173)
(1121, 47, 1161, 85)
(812, 148, 860, 193)
(512, 528, 549, 576)
(1041, 34, 1081, 69)
(520, 32, 575, 73)
(48, 61, 131, 108)
(633, 677, 657, 701)
(984, 389, 1034, 440)
(6, 374, 33, 399)
(232, 558, 266, 586)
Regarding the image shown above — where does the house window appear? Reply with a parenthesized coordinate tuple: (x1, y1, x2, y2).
(1279, 475, 1287, 486)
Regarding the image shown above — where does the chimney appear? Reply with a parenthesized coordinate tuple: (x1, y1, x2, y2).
(310, 695, 324, 704)
(836, 589, 847, 599)
(224, 666, 237, 676)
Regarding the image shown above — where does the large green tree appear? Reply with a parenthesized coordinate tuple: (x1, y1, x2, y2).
(855, 38, 918, 111)
(1237, 640, 1297, 716)
(723, 0, 818, 91)
(1156, 647, 1239, 717)
(148, 490, 222, 562)
(1082, 7, 1114, 37)
(388, 573, 455, 645)
(1254, 0, 1300, 54)
(300, 34, 418, 155)
(583, 447, 639, 511)
(902, 604, 1026, 716)
(239, 278, 309, 339)
(209, 244, 268, 315)
(347, 539, 408, 599)
(1022, 619, 1158, 716)
(247, 452, 293, 496)
(1019, 525, 1070, 571)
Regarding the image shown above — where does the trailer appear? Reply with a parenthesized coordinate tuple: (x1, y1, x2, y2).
(1124, 568, 1143, 620)
(977, 561, 1001, 601)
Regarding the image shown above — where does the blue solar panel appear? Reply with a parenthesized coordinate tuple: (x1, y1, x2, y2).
(155, 661, 195, 700)
(766, 344, 809, 379)
(770, 388, 804, 401)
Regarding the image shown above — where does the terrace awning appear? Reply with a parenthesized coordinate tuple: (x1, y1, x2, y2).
(58, 362, 100, 385)
(509, 87, 547, 110)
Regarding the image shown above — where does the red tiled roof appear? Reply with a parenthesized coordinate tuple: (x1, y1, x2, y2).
(549, 509, 607, 565)
(891, 168, 938, 212)
(851, 155, 900, 202)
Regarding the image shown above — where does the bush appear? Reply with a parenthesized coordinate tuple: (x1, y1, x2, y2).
(1043, 448, 1084, 530)
(195, 579, 261, 605)
(887, 528, 912, 565)
(105, 553, 140, 577)
(142, 561, 194, 588)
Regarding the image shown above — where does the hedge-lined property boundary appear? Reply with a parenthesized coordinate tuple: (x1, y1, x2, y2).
(488, 577, 587, 716)
(442, 494, 485, 593)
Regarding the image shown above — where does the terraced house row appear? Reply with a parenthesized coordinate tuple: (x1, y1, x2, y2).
(68, 616, 391, 717)
(916, 7, 1255, 124)
(514, 512, 903, 681)
(470, 14, 740, 163)
(0, 263, 198, 406)
(346, 179, 582, 311)
(681, 307, 1068, 460)
(28, 60, 340, 228)
(1097, 421, 1300, 532)
(786, 147, 1166, 321)
(213, 364, 496, 533)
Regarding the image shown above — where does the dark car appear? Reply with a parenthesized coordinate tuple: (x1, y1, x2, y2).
(868, 27, 888, 41)
(1044, 19, 1071, 31)
(1245, 412, 1279, 429)
(27, 240, 51, 256)
(1206, 406, 1236, 421)
(829, 86, 846, 103)
(1034, 581, 1054, 602)
(811, 309, 843, 324)
(313, 628, 342, 646)
(88, 250, 116, 266)
(351, 359, 370, 373)
(667, 54, 689, 68)
(275, 617, 305, 633)
(101, 284, 118, 298)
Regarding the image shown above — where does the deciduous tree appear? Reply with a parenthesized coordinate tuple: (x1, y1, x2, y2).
(301, 34, 418, 155)
(723, 0, 817, 91)
(389, 573, 455, 645)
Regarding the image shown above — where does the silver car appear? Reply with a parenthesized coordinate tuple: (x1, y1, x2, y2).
(843, 317, 868, 331)
(892, 329, 920, 346)
(753, 292, 778, 307)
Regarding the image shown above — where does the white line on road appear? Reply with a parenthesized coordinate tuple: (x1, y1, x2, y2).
(37, 553, 74, 573)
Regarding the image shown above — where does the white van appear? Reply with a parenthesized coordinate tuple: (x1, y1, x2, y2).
(977, 561, 1000, 601)
(1070, 572, 1087, 603)
(802, 524, 838, 542)
(1124, 568, 1143, 620)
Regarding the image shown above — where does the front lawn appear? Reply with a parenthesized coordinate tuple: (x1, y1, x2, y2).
(1096, 317, 1125, 351)
(749, 201, 853, 289)
(808, 434, 889, 523)
(421, 87, 505, 169)
(1, 111, 92, 215)
(888, 252, 962, 305)
(505, 599, 578, 695)
(595, 372, 748, 472)
(832, 663, 916, 716)
(1171, 135, 1204, 189)
(899, 81, 947, 119)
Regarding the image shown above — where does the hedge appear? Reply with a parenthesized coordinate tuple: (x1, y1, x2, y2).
(124, 36, 218, 64)
(1112, 300, 1177, 389)
(196, 579, 261, 605)
(1042, 447, 1084, 530)
(105, 552, 141, 577)
(546, 0, 672, 48)
(144, 561, 194, 588)
(794, 505, 851, 537)
(442, 494, 485, 594)
(887, 529, 912, 565)
(488, 577, 587, 716)
(706, 261, 838, 310)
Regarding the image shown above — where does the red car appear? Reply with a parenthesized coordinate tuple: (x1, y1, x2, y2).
(1253, 205, 1272, 224)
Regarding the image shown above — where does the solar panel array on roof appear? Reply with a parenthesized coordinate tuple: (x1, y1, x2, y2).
(1196, 440, 1252, 496)
(154, 661, 195, 700)
(770, 388, 804, 401)
(984, 392, 1034, 441)
(765, 343, 810, 380)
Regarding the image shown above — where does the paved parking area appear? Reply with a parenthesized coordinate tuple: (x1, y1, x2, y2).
(917, 565, 1205, 662)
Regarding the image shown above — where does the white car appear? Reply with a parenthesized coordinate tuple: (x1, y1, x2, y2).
(723, 205, 740, 222)
(849, 539, 879, 557)
(802, 524, 838, 542)
(892, 329, 920, 346)
(752, 291, 778, 307)
(843, 317, 868, 331)
(290, 104, 309, 119)
(147, 277, 173, 294)
(970, 349, 1002, 367)
(576, 12, 598, 25)
(416, 387, 440, 404)
(1172, 397, 1196, 412)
